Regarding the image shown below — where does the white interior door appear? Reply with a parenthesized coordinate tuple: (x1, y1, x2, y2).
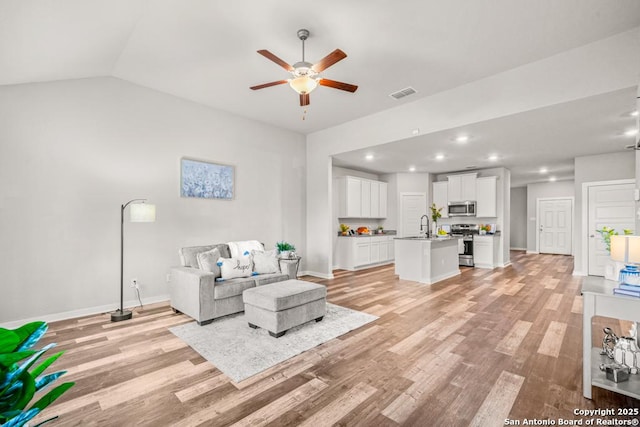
(588, 183, 635, 276)
(539, 199, 572, 255)
(400, 193, 427, 237)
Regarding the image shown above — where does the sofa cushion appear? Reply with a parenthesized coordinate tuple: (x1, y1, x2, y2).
(252, 249, 280, 274)
(254, 272, 289, 287)
(218, 256, 253, 280)
(214, 277, 256, 300)
(243, 280, 327, 312)
(180, 244, 230, 268)
(228, 240, 264, 258)
(196, 247, 221, 277)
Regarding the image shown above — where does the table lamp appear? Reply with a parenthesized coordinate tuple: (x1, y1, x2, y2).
(112, 199, 156, 322)
(610, 235, 640, 286)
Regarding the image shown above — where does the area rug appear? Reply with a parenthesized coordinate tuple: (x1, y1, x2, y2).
(169, 303, 378, 383)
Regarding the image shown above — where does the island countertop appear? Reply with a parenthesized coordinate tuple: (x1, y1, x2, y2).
(394, 236, 461, 242)
(394, 237, 461, 285)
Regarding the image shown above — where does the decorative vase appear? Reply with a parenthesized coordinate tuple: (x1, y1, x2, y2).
(280, 250, 290, 259)
(613, 336, 640, 373)
(432, 222, 438, 236)
(604, 260, 625, 281)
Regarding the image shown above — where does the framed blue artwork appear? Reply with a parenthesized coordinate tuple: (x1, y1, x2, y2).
(180, 158, 234, 200)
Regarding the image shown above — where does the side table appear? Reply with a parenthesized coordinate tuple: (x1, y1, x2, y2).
(581, 276, 640, 399)
(278, 256, 302, 280)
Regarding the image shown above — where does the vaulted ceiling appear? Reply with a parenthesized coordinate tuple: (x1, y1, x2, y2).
(1, 0, 639, 184)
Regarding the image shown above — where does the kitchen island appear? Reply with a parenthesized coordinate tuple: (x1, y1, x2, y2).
(394, 236, 461, 285)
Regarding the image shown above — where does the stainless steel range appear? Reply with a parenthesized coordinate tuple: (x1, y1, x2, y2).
(451, 224, 479, 267)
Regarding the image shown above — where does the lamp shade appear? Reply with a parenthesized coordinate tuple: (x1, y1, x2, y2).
(289, 76, 318, 94)
(130, 203, 156, 222)
(610, 235, 640, 264)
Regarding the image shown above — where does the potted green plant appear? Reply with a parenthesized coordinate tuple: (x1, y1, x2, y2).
(430, 203, 443, 236)
(0, 321, 75, 427)
(276, 241, 296, 259)
(597, 226, 633, 281)
(339, 224, 350, 236)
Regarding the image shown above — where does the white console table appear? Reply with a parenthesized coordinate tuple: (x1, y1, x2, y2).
(581, 276, 640, 399)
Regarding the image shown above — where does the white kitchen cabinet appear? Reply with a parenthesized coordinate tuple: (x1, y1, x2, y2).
(379, 182, 388, 218)
(432, 181, 449, 218)
(337, 176, 388, 218)
(476, 176, 497, 217)
(371, 181, 380, 218)
(447, 173, 477, 202)
(335, 236, 395, 270)
(361, 180, 371, 217)
(473, 235, 499, 269)
(355, 241, 370, 265)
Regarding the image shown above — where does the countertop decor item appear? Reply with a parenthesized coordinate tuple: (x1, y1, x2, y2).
(113, 199, 156, 322)
(339, 223, 350, 235)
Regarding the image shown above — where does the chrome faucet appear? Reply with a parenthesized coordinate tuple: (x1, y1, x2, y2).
(420, 214, 430, 236)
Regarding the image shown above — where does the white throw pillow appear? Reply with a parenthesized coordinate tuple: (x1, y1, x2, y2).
(196, 247, 221, 278)
(218, 256, 254, 280)
(252, 249, 280, 274)
(227, 240, 264, 258)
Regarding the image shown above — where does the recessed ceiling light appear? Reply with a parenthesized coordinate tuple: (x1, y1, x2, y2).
(549, 176, 557, 182)
(539, 167, 548, 174)
(435, 153, 445, 161)
(631, 110, 639, 117)
(455, 135, 469, 143)
(488, 154, 499, 161)
(624, 129, 639, 137)
(409, 166, 416, 172)
(365, 154, 374, 160)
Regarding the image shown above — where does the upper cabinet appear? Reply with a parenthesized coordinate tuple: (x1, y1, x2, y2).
(337, 176, 388, 218)
(476, 176, 497, 217)
(447, 173, 477, 202)
(432, 181, 449, 218)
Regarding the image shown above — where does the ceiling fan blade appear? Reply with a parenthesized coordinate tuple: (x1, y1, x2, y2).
(257, 50, 294, 72)
(250, 80, 288, 90)
(300, 93, 310, 106)
(319, 78, 358, 93)
(312, 49, 347, 72)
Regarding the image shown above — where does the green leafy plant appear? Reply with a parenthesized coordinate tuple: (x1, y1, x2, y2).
(275, 241, 295, 252)
(0, 321, 75, 427)
(596, 226, 633, 253)
(430, 203, 443, 223)
(339, 224, 350, 233)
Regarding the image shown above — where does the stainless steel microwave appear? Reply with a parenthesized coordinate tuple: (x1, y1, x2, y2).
(448, 201, 476, 217)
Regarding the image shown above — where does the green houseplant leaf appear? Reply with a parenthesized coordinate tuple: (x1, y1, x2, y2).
(0, 321, 74, 427)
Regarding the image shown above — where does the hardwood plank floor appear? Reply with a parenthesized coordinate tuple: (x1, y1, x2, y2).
(34, 251, 639, 426)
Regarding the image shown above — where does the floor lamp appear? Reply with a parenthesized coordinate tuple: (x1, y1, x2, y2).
(112, 199, 156, 322)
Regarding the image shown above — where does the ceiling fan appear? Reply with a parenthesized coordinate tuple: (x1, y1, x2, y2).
(250, 29, 358, 107)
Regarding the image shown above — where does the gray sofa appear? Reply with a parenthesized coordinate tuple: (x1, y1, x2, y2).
(169, 243, 291, 325)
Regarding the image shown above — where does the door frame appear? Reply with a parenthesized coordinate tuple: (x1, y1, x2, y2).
(580, 179, 635, 276)
(535, 197, 574, 255)
(399, 192, 427, 237)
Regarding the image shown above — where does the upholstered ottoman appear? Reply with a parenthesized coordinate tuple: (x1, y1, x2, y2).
(242, 279, 327, 338)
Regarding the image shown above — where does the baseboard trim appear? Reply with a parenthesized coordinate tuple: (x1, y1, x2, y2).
(0, 294, 170, 329)
(526, 250, 539, 254)
(572, 270, 587, 276)
(300, 270, 334, 280)
(510, 247, 527, 251)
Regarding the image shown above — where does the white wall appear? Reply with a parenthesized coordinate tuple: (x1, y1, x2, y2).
(510, 187, 527, 250)
(306, 30, 638, 277)
(525, 181, 575, 253)
(573, 152, 635, 275)
(0, 77, 306, 324)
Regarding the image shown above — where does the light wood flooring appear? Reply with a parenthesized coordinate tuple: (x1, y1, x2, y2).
(35, 251, 639, 426)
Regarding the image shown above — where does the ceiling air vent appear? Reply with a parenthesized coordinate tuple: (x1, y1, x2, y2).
(389, 87, 417, 100)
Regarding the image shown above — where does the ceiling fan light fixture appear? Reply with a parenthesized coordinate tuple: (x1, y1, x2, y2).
(289, 76, 318, 95)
